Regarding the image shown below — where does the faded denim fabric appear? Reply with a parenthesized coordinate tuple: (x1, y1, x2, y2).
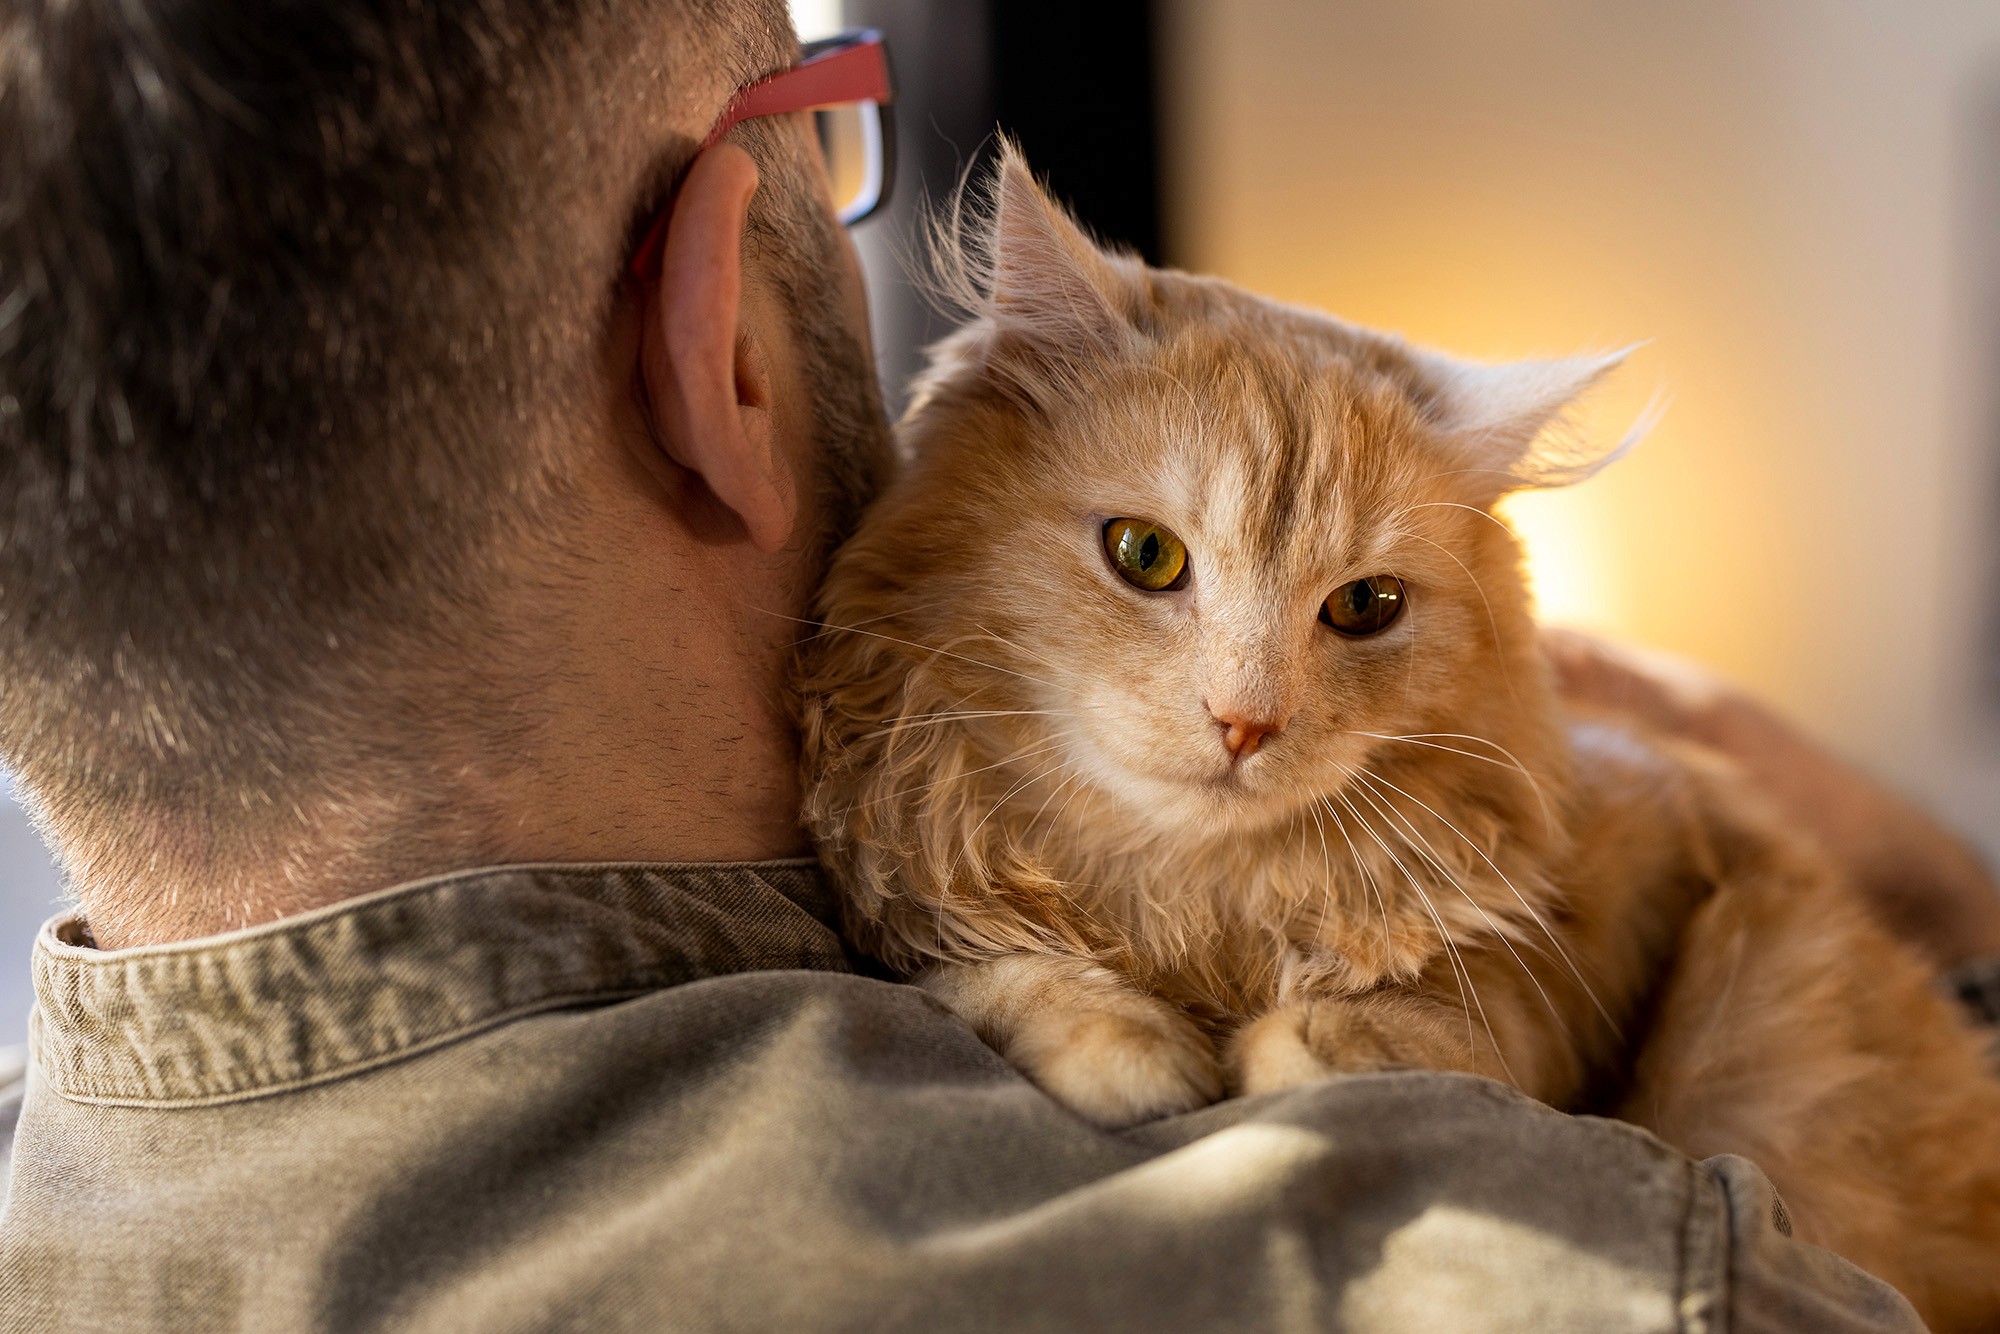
(0, 862, 1925, 1332)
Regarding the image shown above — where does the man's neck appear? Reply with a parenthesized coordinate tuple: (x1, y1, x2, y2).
(74, 555, 814, 950)
(487, 504, 817, 870)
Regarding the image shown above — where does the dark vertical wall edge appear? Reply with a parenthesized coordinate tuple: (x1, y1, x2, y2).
(842, 0, 1164, 414)
(988, 0, 1163, 266)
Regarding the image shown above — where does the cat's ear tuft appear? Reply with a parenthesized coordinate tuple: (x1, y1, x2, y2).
(1414, 345, 1652, 497)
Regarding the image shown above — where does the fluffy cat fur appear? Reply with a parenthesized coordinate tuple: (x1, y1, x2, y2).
(797, 146, 2000, 1328)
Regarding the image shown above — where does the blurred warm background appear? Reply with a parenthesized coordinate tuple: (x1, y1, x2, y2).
(1, 0, 1995, 1044)
(1157, 0, 2000, 865)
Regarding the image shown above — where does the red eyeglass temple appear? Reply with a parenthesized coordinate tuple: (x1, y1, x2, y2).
(628, 33, 891, 280)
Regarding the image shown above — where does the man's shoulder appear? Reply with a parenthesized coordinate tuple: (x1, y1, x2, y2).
(0, 969, 1929, 1333)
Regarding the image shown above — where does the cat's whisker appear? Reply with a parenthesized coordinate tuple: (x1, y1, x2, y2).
(851, 738, 1069, 810)
(806, 597, 962, 631)
(1300, 798, 1335, 939)
(1351, 766, 1618, 1040)
(1339, 792, 1507, 1084)
(1392, 569, 1422, 716)
(1294, 797, 1353, 952)
(971, 622, 1064, 675)
(965, 752, 1075, 847)
(889, 708, 1057, 723)
(1343, 774, 1517, 990)
(1405, 532, 1520, 709)
(761, 607, 1061, 692)
(1384, 731, 1544, 771)
(1353, 760, 1603, 1021)
(753, 597, 963, 635)
(1331, 787, 1513, 1085)
(1406, 498, 1518, 541)
(1319, 796, 1396, 973)
(860, 709, 1056, 742)
(936, 751, 1080, 917)
(1343, 730, 1555, 836)
(1044, 766, 1097, 844)
(1028, 765, 1088, 828)
(919, 629, 1066, 691)
(1347, 769, 1575, 1048)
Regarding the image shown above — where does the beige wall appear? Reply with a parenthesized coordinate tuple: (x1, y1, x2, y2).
(1161, 0, 2000, 856)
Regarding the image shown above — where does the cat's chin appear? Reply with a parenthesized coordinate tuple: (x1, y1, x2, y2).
(1069, 732, 1343, 843)
(1101, 768, 1310, 843)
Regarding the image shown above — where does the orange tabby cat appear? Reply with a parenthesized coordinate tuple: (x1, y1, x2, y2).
(798, 146, 2000, 1328)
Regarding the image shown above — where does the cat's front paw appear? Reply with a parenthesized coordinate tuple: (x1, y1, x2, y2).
(922, 955, 1224, 1128)
(1229, 995, 1467, 1097)
(1009, 1001, 1224, 1129)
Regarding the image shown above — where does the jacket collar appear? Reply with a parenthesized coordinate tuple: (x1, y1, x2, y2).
(31, 860, 847, 1108)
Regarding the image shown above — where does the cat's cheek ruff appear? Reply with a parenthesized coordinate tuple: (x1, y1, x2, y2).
(1036, 716, 1214, 836)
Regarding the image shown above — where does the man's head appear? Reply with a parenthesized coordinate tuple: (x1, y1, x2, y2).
(0, 0, 888, 944)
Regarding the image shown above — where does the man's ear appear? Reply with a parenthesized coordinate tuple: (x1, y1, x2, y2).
(638, 142, 796, 552)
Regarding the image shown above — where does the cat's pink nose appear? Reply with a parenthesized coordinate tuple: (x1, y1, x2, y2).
(1209, 706, 1280, 760)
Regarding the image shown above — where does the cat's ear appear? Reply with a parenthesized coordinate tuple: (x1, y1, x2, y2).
(982, 145, 1139, 356)
(1413, 346, 1650, 499)
(925, 141, 1145, 402)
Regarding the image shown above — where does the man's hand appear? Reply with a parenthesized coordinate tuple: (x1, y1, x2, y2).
(1545, 628, 2000, 969)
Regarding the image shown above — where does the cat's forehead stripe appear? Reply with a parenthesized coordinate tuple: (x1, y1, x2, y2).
(1162, 343, 1413, 574)
(1244, 352, 1311, 547)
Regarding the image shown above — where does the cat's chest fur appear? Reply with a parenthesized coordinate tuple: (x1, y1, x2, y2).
(983, 716, 1703, 1044)
(1018, 779, 1569, 1030)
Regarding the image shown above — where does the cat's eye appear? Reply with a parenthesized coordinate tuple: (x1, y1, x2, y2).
(1321, 575, 1406, 636)
(1103, 518, 1189, 592)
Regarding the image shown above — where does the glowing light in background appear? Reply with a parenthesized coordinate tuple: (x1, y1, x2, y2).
(789, 0, 844, 40)
(1500, 489, 1626, 635)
